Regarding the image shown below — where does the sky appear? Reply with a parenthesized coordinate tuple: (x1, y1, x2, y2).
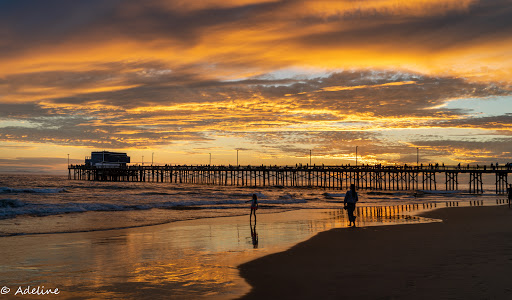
(1, 0, 512, 174)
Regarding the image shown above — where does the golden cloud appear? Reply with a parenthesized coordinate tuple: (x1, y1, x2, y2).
(0, 0, 509, 83)
(1, 0, 512, 168)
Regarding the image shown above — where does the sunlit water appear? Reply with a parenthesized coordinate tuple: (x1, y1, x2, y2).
(0, 174, 505, 236)
(0, 174, 508, 299)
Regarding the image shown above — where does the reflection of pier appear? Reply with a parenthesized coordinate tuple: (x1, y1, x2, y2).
(327, 203, 438, 223)
(68, 164, 511, 194)
(325, 203, 440, 228)
(315, 199, 509, 230)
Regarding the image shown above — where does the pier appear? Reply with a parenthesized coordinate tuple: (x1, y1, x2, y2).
(68, 164, 511, 194)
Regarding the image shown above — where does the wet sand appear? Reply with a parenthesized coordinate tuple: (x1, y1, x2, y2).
(239, 205, 512, 299)
(0, 205, 434, 299)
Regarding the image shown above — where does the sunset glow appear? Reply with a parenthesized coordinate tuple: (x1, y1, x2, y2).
(1, 0, 511, 173)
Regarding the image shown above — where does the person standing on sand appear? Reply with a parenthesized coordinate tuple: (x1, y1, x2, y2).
(344, 184, 359, 227)
(507, 184, 512, 208)
(246, 194, 258, 221)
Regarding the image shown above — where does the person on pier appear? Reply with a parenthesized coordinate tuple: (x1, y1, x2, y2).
(247, 194, 258, 222)
(344, 184, 359, 227)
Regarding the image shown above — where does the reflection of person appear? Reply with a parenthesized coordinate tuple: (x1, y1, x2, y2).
(344, 184, 359, 227)
(246, 194, 258, 221)
(250, 222, 258, 249)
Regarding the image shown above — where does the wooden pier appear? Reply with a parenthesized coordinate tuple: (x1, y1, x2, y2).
(68, 164, 511, 194)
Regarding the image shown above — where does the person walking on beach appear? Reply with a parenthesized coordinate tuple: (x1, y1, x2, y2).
(508, 184, 512, 208)
(344, 184, 359, 227)
(246, 194, 258, 221)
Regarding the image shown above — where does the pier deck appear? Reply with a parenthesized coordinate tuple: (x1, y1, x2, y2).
(68, 164, 511, 194)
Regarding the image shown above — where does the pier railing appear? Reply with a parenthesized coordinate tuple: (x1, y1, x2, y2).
(68, 164, 511, 194)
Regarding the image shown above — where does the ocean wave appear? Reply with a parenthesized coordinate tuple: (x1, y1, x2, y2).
(0, 201, 126, 219)
(261, 199, 307, 204)
(323, 193, 346, 199)
(221, 191, 266, 198)
(367, 191, 412, 196)
(0, 197, 308, 219)
(0, 199, 26, 208)
(0, 187, 67, 194)
(418, 190, 461, 194)
(138, 192, 173, 196)
(78, 184, 140, 190)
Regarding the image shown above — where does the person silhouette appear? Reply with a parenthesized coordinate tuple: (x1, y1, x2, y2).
(246, 194, 258, 222)
(507, 184, 512, 208)
(344, 184, 359, 227)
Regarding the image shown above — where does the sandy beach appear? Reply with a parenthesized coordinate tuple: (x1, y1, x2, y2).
(0, 201, 438, 299)
(239, 205, 512, 299)
(1, 200, 508, 299)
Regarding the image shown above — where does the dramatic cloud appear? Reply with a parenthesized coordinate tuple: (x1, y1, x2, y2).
(1, 0, 512, 172)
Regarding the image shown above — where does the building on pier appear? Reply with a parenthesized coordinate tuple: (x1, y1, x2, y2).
(85, 151, 130, 168)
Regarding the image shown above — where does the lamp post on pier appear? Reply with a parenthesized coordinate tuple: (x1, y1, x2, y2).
(142, 155, 144, 166)
(417, 148, 419, 167)
(309, 150, 312, 166)
(67, 154, 69, 167)
(356, 146, 358, 166)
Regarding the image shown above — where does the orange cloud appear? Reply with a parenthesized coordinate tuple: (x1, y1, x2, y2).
(0, 0, 509, 83)
(1, 0, 512, 169)
(320, 81, 417, 92)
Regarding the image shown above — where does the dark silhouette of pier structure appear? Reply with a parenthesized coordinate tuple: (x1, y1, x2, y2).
(68, 164, 511, 194)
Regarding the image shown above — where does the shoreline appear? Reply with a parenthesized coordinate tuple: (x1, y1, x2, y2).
(3, 197, 503, 237)
(238, 205, 512, 299)
(1, 200, 509, 299)
(0, 204, 440, 299)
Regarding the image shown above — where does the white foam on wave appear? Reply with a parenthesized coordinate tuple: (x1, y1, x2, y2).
(0, 200, 126, 219)
(0, 197, 308, 219)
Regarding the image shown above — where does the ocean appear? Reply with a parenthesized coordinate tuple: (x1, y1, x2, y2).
(0, 173, 505, 236)
(0, 173, 508, 299)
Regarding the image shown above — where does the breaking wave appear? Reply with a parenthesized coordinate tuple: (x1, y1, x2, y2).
(0, 187, 67, 194)
(0, 197, 308, 219)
